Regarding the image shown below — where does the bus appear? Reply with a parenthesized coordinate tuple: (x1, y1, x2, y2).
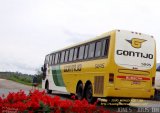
(41, 30, 156, 103)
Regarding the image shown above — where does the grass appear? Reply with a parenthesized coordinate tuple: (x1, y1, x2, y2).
(8, 77, 33, 86)
(8, 76, 42, 88)
(38, 84, 42, 88)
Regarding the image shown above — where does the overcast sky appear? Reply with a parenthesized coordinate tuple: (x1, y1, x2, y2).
(0, 0, 160, 74)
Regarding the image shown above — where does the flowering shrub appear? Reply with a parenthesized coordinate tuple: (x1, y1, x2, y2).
(0, 90, 111, 113)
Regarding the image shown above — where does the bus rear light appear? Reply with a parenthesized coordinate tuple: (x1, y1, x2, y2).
(152, 77, 155, 86)
(109, 73, 114, 83)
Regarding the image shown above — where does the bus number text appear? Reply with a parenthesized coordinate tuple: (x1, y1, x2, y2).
(95, 63, 104, 68)
(141, 63, 151, 67)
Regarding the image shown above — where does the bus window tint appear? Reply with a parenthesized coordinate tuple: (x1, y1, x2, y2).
(101, 39, 109, 56)
(69, 48, 74, 62)
(78, 45, 85, 60)
(106, 39, 109, 56)
(58, 53, 61, 63)
(44, 56, 48, 64)
(55, 53, 59, 64)
(88, 42, 95, 58)
(60, 51, 65, 63)
(64, 50, 69, 62)
(51, 54, 55, 65)
(49, 55, 53, 65)
(47, 55, 49, 64)
(73, 48, 78, 61)
(95, 41, 102, 57)
(84, 44, 89, 59)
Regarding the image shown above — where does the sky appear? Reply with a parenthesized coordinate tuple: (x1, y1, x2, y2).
(0, 0, 160, 74)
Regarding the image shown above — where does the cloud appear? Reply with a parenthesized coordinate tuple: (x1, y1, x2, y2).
(0, 55, 36, 74)
(63, 29, 95, 43)
(0, 0, 160, 74)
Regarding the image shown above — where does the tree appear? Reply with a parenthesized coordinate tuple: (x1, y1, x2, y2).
(35, 68, 43, 83)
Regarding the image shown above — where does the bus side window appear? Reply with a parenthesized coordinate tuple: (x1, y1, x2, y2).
(64, 50, 69, 62)
(44, 56, 48, 64)
(55, 53, 59, 64)
(46, 55, 49, 65)
(60, 51, 65, 63)
(101, 38, 109, 57)
(95, 41, 102, 57)
(58, 52, 61, 64)
(88, 42, 96, 58)
(84, 44, 89, 59)
(51, 54, 55, 65)
(78, 45, 85, 60)
(73, 47, 78, 61)
(49, 55, 52, 66)
(69, 48, 74, 62)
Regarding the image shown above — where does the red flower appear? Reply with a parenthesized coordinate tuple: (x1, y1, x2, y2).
(71, 95, 76, 100)
(0, 89, 111, 113)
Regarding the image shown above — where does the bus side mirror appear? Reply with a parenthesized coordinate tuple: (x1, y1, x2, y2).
(41, 67, 44, 71)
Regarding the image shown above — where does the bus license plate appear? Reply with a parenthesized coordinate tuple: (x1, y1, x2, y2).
(132, 81, 141, 85)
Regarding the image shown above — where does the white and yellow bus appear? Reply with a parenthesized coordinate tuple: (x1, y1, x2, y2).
(41, 30, 156, 103)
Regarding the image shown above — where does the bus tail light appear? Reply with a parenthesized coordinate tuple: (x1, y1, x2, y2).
(152, 77, 155, 86)
(109, 73, 114, 83)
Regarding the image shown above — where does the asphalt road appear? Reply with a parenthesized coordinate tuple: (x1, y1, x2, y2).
(0, 78, 32, 96)
(1, 79, 160, 113)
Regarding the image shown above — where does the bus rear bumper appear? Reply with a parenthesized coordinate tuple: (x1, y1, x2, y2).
(104, 87, 154, 99)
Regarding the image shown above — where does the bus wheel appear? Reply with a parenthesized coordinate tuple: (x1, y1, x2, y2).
(76, 83, 83, 100)
(46, 82, 52, 94)
(85, 84, 96, 103)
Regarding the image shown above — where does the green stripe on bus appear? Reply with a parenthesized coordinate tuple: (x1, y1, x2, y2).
(52, 65, 65, 86)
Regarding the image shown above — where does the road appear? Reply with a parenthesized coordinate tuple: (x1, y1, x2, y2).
(0, 79, 32, 96)
(1, 79, 160, 113)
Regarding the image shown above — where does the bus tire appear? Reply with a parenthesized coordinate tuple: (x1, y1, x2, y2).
(85, 84, 96, 103)
(76, 83, 83, 100)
